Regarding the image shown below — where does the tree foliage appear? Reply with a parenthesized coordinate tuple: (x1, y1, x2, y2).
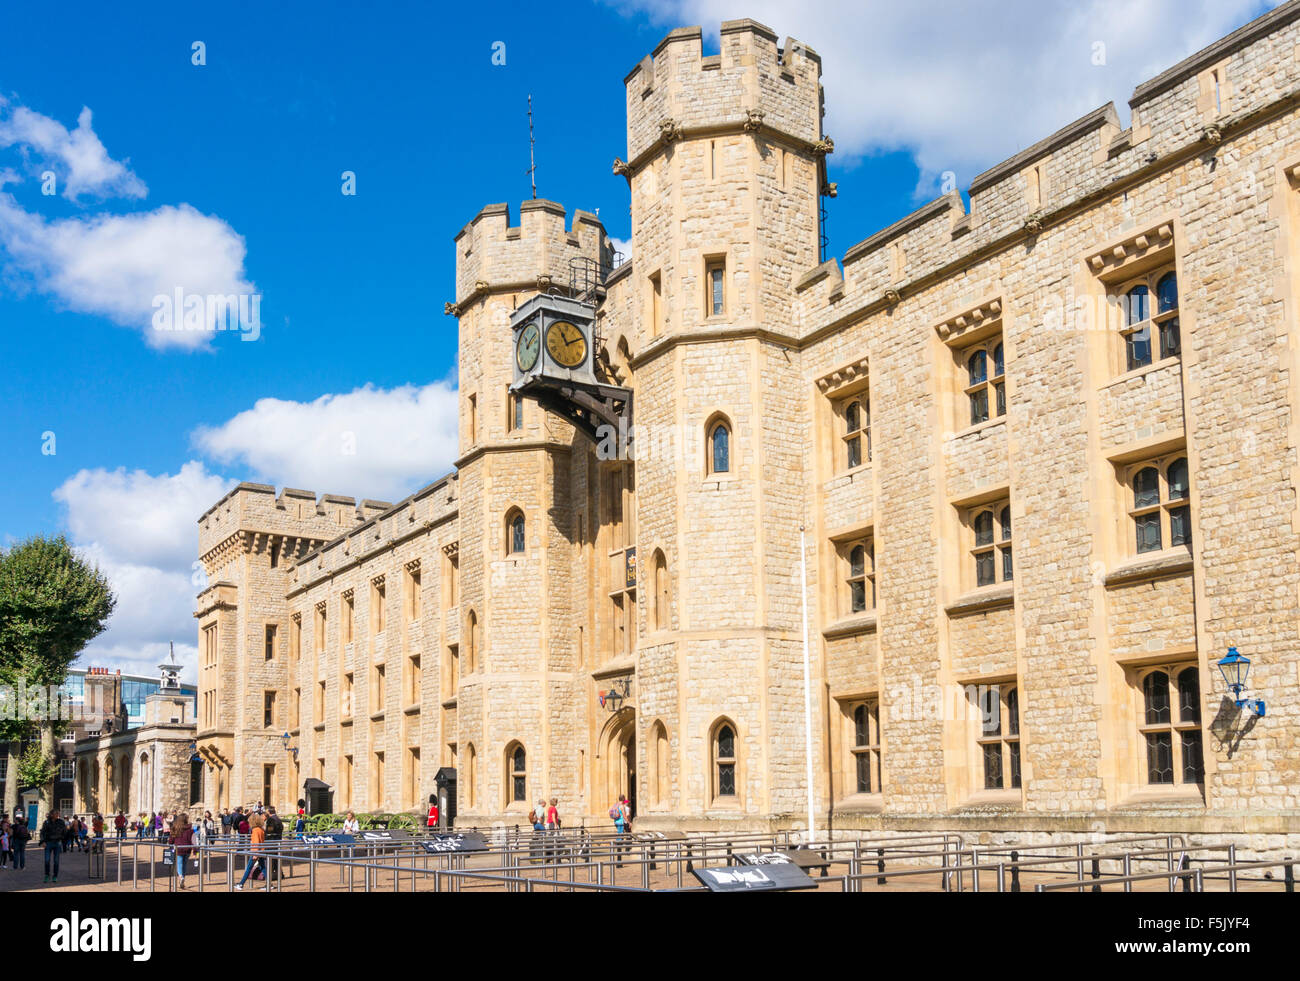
(0, 535, 115, 742)
(16, 742, 56, 794)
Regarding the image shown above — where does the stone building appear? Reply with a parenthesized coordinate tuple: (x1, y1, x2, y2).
(195, 4, 1300, 852)
(75, 650, 200, 818)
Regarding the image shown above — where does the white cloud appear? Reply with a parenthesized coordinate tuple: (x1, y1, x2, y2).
(54, 461, 234, 570)
(53, 463, 235, 683)
(193, 380, 460, 503)
(0, 195, 258, 349)
(0, 100, 147, 201)
(610, 236, 632, 261)
(615, 0, 1279, 190)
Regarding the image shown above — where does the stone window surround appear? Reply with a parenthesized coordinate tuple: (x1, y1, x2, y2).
(708, 717, 743, 810)
(703, 411, 736, 481)
(1103, 436, 1193, 582)
(947, 484, 1015, 606)
(957, 676, 1024, 808)
(936, 298, 1007, 439)
(1117, 656, 1208, 807)
(845, 697, 883, 804)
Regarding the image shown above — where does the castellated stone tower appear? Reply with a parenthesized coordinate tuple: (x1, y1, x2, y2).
(194, 484, 369, 808)
(450, 201, 610, 822)
(612, 20, 829, 821)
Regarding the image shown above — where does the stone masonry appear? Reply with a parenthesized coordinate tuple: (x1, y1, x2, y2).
(194, 5, 1300, 857)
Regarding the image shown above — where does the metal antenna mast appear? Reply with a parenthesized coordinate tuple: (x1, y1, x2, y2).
(527, 94, 537, 200)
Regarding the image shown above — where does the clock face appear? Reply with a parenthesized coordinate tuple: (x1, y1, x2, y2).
(516, 322, 540, 372)
(545, 320, 587, 369)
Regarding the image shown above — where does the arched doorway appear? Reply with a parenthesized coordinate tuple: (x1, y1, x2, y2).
(597, 709, 636, 819)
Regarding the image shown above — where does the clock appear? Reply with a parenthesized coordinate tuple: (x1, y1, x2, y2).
(516, 322, 540, 372)
(545, 320, 588, 369)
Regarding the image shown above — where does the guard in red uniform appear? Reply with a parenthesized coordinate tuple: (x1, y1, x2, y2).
(426, 800, 440, 828)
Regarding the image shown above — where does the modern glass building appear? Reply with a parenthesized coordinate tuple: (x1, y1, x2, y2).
(61, 669, 197, 728)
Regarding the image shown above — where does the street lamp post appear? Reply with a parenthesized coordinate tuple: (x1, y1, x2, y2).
(1216, 647, 1265, 717)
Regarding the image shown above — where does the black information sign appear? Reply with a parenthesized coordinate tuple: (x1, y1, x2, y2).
(692, 863, 817, 892)
(635, 830, 687, 842)
(420, 831, 489, 854)
(737, 851, 794, 866)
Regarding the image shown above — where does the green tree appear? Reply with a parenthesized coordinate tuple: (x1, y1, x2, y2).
(16, 742, 57, 800)
(0, 535, 115, 744)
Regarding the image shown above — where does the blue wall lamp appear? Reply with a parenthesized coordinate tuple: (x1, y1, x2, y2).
(1216, 647, 1265, 717)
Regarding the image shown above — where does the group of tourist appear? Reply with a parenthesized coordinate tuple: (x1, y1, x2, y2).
(0, 809, 95, 882)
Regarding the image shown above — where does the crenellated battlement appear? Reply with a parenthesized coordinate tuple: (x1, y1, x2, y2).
(197, 482, 368, 560)
(623, 19, 822, 166)
(791, 0, 1300, 336)
(452, 199, 608, 307)
(286, 471, 458, 596)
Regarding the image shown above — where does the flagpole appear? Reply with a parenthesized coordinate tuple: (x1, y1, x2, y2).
(799, 525, 816, 845)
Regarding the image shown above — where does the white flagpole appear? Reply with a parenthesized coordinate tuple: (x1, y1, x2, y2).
(799, 525, 816, 845)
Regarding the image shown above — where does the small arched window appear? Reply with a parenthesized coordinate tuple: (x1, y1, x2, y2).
(1138, 665, 1204, 787)
(465, 610, 478, 674)
(507, 510, 526, 555)
(1130, 457, 1190, 554)
(852, 702, 881, 794)
(507, 743, 526, 803)
(652, 550, 669, 631)
(713, 722, 737, 799)
(708, 419, 731, 475)
(970, 502, 1012, 588)
(843, 397, 870, 469)
(465, 743, 477, 809)
(964, 340, 1005, 426)
(649, 721, 670, 806)
(846, 540, 874, 613)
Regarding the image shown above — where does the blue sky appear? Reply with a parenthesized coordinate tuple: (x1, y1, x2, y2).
(0, 0, 1278, 677)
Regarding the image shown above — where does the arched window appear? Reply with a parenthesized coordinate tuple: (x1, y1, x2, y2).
(1129, 457, 1191, 554)
(1119, 269, 1179, 372)
(648, 720, 670, 807)
(1124, 284, 1152, 370)
(506, 743, 526, 803)
(465, 610, 478, 674)
(506, 510, 526, 555)
(465, 743, 477, 809)
(712, 721, 737, 799)
(843, 397, 870, 469)
(852, 702, 881, 794)
(1139, 666, 1204, 786)
(970, 503, 1012, 588)
(652, 550, 669, 631)
(846, 539, 874, 613)
(964, 340, 1005, 426)
(707, 417, 731, 475)
(976, 684, 1021, 790)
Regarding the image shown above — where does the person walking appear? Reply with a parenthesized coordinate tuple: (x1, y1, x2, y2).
(264, 806, 283, 882)
(234, 813, 267, 890)
(171, 814, 195, 889)
(0, 823, 10, 871)
(114, 811, 126, 838)
(293, 810, 306, 839)
(611, 794, 631, 866)
(341, 811, 359, 834)
(201, 810, 216, 843)
(40, 809, 66, 883)
(12, 815, 30, 870)
(219, 808, 232, 837)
